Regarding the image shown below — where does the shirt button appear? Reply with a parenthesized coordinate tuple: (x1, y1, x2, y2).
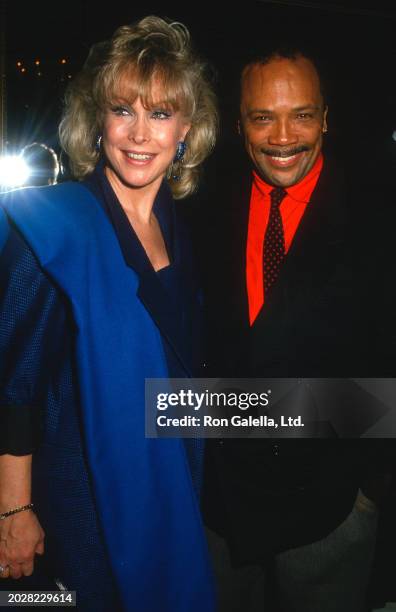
(273, 444, 279, 456)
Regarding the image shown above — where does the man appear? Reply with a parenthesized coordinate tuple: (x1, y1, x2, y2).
(202, 49, 392, 612)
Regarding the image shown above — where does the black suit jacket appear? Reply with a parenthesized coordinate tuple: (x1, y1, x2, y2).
(199, 154, 392, 565)
(203, 156, 361, 377)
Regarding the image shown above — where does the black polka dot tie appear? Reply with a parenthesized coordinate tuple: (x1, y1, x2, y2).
(263, 187, 287, 295)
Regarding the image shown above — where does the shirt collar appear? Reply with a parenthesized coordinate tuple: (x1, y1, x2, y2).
(252, 153, 324, 203)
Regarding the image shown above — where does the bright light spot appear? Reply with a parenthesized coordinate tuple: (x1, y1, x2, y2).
(392, 130, 396, 143)
(0, 156, 31, 188)
(61, 58, 67, 64)
(35, 59, 40, 65)
(17, 61, 22, 67)
(21, 68, 26, 73)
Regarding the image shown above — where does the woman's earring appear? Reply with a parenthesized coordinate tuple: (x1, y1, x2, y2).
(168, 141, 187, 181)
(174, 141, 186, 163)
(95, 135, 102, 152)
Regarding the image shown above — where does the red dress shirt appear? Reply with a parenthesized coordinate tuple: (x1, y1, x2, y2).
(246, 154, 323, 325)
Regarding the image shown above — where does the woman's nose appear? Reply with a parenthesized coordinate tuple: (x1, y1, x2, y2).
(128, 115, 150, 144)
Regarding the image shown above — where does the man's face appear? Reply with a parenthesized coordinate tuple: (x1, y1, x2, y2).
(240, 57, 327, 187)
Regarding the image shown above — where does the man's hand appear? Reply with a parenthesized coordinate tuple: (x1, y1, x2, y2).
(0, 511, 45, 579)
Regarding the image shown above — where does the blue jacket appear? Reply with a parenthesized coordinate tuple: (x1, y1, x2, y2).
(0, 178, 214, 611)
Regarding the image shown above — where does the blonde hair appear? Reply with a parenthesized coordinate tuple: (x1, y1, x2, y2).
(59, 15, 218, 198)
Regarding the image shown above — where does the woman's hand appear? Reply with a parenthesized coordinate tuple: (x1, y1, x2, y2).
(0, 454, 44, 579)
(0, 510, 45, 579)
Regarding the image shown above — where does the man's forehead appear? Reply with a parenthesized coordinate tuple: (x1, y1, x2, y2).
(240, 57, 322, 106)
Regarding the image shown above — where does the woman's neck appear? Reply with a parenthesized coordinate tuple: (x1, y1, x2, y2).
(104, 165, 163, 224)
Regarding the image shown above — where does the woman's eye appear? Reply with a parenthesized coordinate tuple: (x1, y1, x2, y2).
(151, 110, 171, 120)
(111, 106, 131, 116)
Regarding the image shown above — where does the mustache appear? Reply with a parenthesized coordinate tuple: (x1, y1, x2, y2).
(260, 145, 310, 157)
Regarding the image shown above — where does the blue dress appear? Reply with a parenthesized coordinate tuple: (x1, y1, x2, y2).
(0, 166, 214, 611)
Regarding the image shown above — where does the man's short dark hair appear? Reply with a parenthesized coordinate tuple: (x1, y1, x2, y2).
(240, 45, 328, 107)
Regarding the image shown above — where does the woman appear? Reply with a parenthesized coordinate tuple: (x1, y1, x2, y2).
(0, 16, 217, 611)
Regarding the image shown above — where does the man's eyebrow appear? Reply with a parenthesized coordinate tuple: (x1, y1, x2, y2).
(246, 108, 273, 116)
(293, 105, 321, 112)
(246, 105, 321, 116)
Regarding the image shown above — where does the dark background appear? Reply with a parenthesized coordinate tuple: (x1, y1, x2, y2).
(2, 2, 396, 606)
(3, 0, 396, 188)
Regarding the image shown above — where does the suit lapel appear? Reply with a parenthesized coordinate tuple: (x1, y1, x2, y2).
(255, 158, 348, 319)
(85, 169, 192, 376)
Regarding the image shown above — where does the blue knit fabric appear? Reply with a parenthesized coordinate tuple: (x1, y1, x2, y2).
(0, 224, 119, 610)
(0, 226, 58, 407)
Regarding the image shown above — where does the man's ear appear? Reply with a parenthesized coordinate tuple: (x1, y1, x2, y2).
(322, 106, 328, 134)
